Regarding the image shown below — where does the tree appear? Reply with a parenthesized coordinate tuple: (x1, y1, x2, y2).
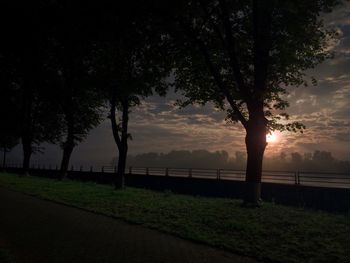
(0, 90, 19, 168)
(235, 151, 246, 170)
(0, 2, 62, 174)
(0, 101, 20, 168)
(94, 4, 171, 188)
(162, 0, 339, 204)
(0, 63, 20, 168)
(291, 152, 303, 166)
(45, 1, 105, 178)
(0, 136, 18, 168)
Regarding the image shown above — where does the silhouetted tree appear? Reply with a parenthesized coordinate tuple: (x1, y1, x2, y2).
(291, 152, 303, 166)
(0, 101, 19, 168)
(0, 2, 62, 174)
(95, 4, 171, 188)
(122, 149, 350, 173)
(125, 149, 233, 169)
(46, 2, 105, 178)
(234, 151, 246, 170)
(311, 150, 335, 171)
(0, 136, 18, 168)
(0, 68, 20, 168)
(161, 0, 339, 204)
(280, 152, 287, 162)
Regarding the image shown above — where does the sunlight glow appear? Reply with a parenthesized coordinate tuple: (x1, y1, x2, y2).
(266, 132, 278, 143)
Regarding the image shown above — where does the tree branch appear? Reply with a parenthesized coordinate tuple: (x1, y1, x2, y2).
(198, 0, 226, 44)
(110, 91, 121, 150)
(252, 0, 272, 93)
(218, 0, 250, 99)
(121, 96, 129, 145)
(180, 21, 248, 128)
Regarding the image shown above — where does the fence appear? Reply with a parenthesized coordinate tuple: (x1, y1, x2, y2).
(3, 163, 350, 189)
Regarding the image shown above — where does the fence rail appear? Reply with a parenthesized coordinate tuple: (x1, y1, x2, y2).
(2, 163, 350, 189)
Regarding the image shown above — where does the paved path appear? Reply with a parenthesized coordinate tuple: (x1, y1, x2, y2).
(0, 187, 258, 263)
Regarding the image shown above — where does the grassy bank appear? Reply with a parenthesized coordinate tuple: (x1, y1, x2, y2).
(0, 173, 349, 263)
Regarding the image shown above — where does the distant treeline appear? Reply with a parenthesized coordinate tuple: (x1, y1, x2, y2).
(110, 150, 350, 173)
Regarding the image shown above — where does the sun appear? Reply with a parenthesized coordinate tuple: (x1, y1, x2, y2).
(266, 132, 278, 143)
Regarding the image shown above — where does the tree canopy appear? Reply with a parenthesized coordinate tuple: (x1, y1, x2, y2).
(92, 2, 173, 187)
(166, 0, 338, 131)
(0, 0, 342, 202)
(159, 0, 340, 203)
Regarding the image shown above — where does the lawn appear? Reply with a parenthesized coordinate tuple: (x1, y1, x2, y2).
(0, 249, 12, 263)
(0, 172, 349, 263)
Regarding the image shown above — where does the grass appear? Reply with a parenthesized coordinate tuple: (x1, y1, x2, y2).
(0, 249, 12, 263)
(0, 173, 349, 263)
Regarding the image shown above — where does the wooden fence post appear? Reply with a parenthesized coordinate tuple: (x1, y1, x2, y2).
(217, 169, 221, 180)
(296, 172, 300, 185)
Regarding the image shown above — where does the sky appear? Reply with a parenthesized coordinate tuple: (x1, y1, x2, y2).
(7, 2, 350, 167)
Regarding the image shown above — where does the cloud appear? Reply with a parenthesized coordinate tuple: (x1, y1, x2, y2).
(7, 4, 350, 166)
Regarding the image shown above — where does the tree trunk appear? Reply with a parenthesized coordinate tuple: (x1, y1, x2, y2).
(244, 108, 267, 206)
(20, 83, 33, 176)
(60, 109, 75, 180)
(110, 94, 129, 189)
(60, 144, 74, 180)
(241, 1, 271, 206)
(22, 138, 32, 176)
(2, 148, 6, 169)
(115, 146, 127, 188)
(59, 65, 75, 180)
(116, 97, 129, 189)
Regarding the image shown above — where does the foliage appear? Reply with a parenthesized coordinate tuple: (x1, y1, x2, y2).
(0, 77, 20, 151)
(44, 1, 106, 149)
(93, 2, 172, 129)
(163, 0, 339, 132)
(0, 2, 65, 155)
(90, 2, 173, 179)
